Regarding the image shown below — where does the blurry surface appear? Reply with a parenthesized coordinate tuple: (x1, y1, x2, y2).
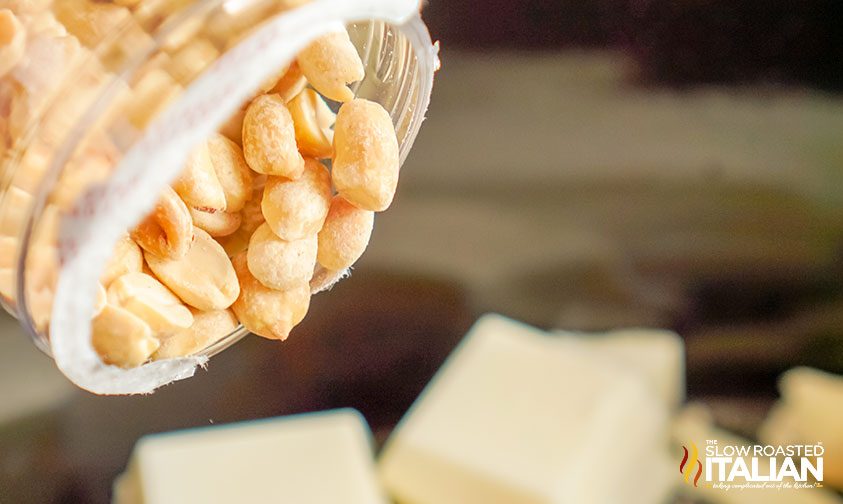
(0, 315, 73, 426)
(368, 52, 843, 333)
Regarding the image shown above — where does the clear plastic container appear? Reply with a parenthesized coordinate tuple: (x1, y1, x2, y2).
(0, 0, 436, 393)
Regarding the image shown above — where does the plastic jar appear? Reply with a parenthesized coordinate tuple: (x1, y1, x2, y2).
(0, 0, 436, 394)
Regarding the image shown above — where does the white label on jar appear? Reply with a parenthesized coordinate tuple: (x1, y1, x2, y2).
(49, 0, 433, 395)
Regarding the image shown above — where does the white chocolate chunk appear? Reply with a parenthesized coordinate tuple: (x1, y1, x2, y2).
(113, 409, 387, 504)
(565, 327, 685, 411)
(378, 314, 672, 504)
(673, 403, 843, 504)
(759, 368, 843, 491)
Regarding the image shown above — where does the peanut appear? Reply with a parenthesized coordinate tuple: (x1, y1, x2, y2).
(125, 68, 181, 129)
(219, 107, 245, 145)
(207, 134, 252, 212)
(0, 185, 32, 237)
(259, 63, 290, 93)
(0, 235, 16, 269)
(317, 196, 374, 271)
(131, 186, 194, 260)
(50, 150, 113, 209)
(12, 141, 50, 193)
(167, 37, 219, 85)
(188, 206, 241, 237)
(297, 30, 364, 102)
(0, 15, 409, 370)
(92, 304, 159, 368)
(145, 228, 239, 311)
(247, 223, 317, 291)
(288, 88, 335, 159)
(153, 308, 238, 359)
(0, 268, 14, 303)
(172, 142, 227, 211)
(53, 0, 131, 47)
(24, 244, 59, 332)
(1, 0, 52, 15)
(93, 282, 107, 317)
(231, 252, 310, 341)
(0, 9, 25, 78)
(242, 94, 304, 178)
(18, 10, 66, 37)
(269, 60, 306, 102)
(32, 203, 59, 246)
(217, 185, 265, 257)
(101, 235, 144, 287)
(261, 158, 331, 241)
(332, 99, 399, 211)
(107, 272, 194, 332)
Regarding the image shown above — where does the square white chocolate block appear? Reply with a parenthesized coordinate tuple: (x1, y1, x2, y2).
(113, 409, 387, 504)
(570, 327, 686, 411)
(378, 314, 673, 504)
(759, 367, 843, 492)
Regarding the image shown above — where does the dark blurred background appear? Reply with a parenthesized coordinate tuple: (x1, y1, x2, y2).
(426, 0, 843, 90)
(2, 1, 843, 502)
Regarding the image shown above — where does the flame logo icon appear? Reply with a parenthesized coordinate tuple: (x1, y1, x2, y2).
(680, 442, 703, 487)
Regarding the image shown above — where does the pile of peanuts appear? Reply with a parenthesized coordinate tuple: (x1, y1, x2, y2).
(0, 2, 400, 368)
